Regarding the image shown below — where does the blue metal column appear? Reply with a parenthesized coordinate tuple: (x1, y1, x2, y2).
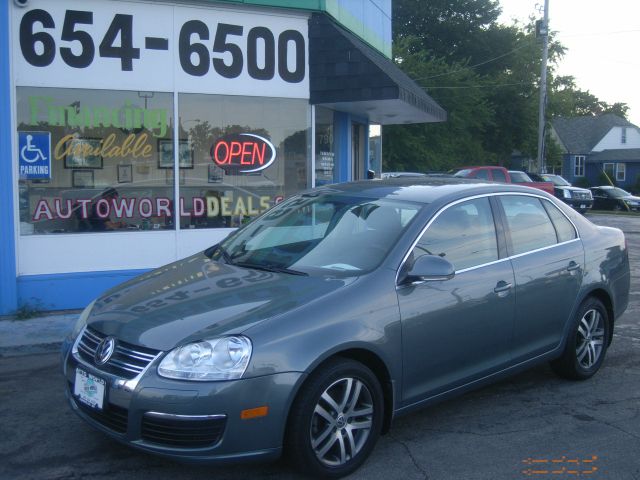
(0, 1, 18, 315)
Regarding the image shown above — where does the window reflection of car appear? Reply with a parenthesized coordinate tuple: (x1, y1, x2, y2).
(590, 186, 640, 212)
(380, 171, 426, 178)
(62, 178, 630, 478)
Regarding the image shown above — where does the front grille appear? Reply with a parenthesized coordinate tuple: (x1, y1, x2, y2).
(141, 413, 226, 448)
(573, 191, 591, 200)
(71, 385, 128, 434)
(77, 326, 160, 379)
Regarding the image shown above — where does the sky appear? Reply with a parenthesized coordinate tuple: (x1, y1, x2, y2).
(498, 0, 640, 126)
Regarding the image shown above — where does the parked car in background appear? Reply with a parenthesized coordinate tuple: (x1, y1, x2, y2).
(529, 173, 593, 214)
(590, 186, 640, 212)
(452, 166, 554, 195)
(452, 165, 511, 182)
(62, 178, 630, 478)
(508, 170, 555, 194)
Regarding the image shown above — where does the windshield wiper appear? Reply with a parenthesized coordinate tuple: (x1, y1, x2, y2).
(234, 262, 309, 276)
(204, 244, 234, 264)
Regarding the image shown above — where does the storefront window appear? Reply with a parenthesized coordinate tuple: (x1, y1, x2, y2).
(17, 87, 174, 235)
(177, 94, 310, 229)
(315, 107, 335, 186)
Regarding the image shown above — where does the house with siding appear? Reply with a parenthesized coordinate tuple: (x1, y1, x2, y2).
(550, 114, 640, 190)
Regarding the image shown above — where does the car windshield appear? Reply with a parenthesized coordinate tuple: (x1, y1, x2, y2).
(452, 169, 472, 177)
(541, 174, 571, 186)
(216, 194, 422, 276)
(608, 187, 631, 198)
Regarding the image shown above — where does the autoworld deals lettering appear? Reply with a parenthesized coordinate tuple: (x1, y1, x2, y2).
(32, 195, 275, 221)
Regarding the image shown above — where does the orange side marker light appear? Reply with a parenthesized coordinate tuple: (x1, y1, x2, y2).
(241, 406, 269, 420)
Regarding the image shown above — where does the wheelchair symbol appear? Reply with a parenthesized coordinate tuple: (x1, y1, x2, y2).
(20, 134, 48, 164)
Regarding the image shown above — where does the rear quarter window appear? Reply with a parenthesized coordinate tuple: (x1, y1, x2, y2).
(542, 200, 577, 243)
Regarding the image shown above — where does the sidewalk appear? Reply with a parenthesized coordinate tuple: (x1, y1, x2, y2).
(0, 312, 79, 356)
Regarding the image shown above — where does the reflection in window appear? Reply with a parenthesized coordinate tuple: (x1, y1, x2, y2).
(500, 196, 557, 255)
(17, 87, 174, 235)
(178, 94, 310, 229)
(218, 195, 420, 275)
(415, 198, 498, 271)
(315, 106, 335, 186)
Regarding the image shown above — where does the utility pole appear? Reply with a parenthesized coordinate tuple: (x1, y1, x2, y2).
(536, 0, 550, 173)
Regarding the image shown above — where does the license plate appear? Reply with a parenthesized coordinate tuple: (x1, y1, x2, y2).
(74, 368, 106, 410)
(580, 204, 586, 209)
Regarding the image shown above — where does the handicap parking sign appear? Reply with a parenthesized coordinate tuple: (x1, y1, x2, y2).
(19, 131, 51, 180)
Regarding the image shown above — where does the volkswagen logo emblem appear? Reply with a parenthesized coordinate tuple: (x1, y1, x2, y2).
(94, 337, 116, 366)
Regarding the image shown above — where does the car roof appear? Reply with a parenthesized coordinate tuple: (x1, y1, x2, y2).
(302, 177, 546, 204)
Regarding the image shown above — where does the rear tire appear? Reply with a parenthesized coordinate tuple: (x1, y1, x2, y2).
(286, 358, 384, 478)
(551, 298, 610, 380)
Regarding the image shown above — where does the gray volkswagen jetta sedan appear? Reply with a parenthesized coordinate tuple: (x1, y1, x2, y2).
(62, 178, 630, 478)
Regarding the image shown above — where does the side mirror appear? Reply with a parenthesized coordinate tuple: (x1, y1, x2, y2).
(405, 255, 455, 284)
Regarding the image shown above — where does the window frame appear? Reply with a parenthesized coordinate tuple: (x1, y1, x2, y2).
(574, 155, 585, 177)
(396, 192, 581, 286)
(616, 163, 626, 182)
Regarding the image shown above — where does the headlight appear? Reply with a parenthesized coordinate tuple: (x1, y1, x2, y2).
(158, 336, 252, 381)
(70, 299, 96, 339)
(562, 189, 572, 199)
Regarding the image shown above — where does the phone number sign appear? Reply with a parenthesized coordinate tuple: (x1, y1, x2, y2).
(12, 0, 309, 98)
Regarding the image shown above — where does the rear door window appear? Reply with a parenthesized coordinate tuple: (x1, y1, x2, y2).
(498, 195, 557, 255)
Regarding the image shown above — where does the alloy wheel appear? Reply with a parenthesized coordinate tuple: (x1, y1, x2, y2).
(310, 377, 374, 467)
(576, 308, 605, 369)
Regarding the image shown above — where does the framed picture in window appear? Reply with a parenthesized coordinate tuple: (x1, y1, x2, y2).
(208, 164, 223, 183)
(158, 139, 193, 169)
(72, 169, 94, 188)
(118, 164, 133, 183)
(64, 138, 103, 169)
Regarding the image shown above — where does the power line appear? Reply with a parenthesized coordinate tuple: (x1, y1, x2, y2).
(421, 81, 536, 89)
(410, 39, 537, 81)
(556, 28, 640, 38)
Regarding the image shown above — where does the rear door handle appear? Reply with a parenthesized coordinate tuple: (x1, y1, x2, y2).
(494, 281, 513, 294)
(567, 261, 581, 272)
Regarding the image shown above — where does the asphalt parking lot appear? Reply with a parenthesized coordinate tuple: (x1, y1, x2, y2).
(0, 213, 638, 480)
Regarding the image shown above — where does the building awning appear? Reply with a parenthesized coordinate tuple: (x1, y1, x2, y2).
(308, 14, 447, 125)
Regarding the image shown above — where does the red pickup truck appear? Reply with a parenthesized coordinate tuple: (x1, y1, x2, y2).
(452, 166, 555, 195)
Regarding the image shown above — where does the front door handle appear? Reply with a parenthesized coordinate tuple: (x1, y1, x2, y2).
(494, 281, 513, 295)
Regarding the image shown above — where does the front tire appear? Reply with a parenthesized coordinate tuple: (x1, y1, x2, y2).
(551, 297, 610, 380)
(286, 358, 384, 478)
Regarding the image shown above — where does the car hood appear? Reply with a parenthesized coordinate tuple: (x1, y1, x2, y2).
(559, 186, 589, 193)
(86, 253, 354, 351)
(622, 195, 640, 203)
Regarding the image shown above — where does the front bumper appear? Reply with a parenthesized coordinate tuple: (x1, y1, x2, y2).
(561, 197, 593, 211)
(61, 338, 303, 463)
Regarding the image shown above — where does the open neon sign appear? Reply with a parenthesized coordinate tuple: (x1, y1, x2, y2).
(211, 133, 276, 173)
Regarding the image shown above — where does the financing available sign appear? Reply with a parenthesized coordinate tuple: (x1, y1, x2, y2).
(18, 131, 51, 179)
